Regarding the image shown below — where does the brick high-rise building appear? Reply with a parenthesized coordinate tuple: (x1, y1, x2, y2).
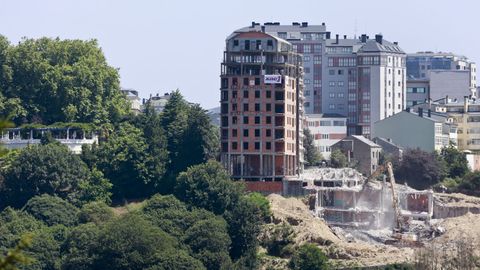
(220, 29, 304, 184)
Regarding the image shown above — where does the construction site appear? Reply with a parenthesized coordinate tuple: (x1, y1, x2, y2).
(260, 164, 480, 269)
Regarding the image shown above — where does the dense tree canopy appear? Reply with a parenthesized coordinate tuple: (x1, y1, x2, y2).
(395, 148, 447, 190)
(289, 243, 330, 270)
(0, 144, 110, 208)
(330, 149, 348, 168)
(24, 195, 79, 227)
(0, 36, 130, 125)
(440, 144, 469, 179)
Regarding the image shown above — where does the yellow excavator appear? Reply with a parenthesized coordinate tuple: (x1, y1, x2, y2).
(360, 162, 404, 233)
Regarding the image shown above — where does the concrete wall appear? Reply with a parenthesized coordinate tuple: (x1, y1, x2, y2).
(373, 111, 435, 152)
(430, 71, 470, 101)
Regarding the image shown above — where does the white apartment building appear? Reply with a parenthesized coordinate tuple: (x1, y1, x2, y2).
(306, 114, 347, 160)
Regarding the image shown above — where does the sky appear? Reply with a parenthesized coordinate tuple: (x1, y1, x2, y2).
(1, 0, 479, 109)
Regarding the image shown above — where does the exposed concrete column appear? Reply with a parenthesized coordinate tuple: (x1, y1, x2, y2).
(260, 154, 263, 178)
(428, 191, 434, 219)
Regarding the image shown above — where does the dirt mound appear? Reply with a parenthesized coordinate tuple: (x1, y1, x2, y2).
(267, 194, 339, 245)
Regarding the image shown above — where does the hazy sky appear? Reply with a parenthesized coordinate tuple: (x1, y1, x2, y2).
(1, 0, 479, 109)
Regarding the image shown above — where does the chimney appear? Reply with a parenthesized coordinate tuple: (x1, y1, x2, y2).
(445, 95, 449, 104)
(343, 35, 347, 39)
(394, 41, 398, 45)
(322, 22, 325, 26)
(261, 26, 265, 33)
(301, 22, 308, 27)
(418, 108, 424, 117)
(375, 34, 383, 44)
(428, 109, 431, 117)
(361, 34, 367, 43)
(464, 96, 469, 113)
(326, 32, 331, 39)
(335, 34, 339, 44)
(251, 21, 256, 28)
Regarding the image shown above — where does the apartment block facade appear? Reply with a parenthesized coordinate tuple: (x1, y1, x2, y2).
(220, 30, 304, 182)
(235, 23, 406, 137)
(305, 114, 347, 160)
(406, 52, 477, 106)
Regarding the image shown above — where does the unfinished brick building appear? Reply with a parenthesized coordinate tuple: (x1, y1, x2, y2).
(220, 29, 304, 191)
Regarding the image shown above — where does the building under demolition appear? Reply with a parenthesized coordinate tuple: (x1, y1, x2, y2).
(302, 168, 433, 229)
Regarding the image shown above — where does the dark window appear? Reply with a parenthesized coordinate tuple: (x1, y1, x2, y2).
(243, 116, 249, 124)
(221, 78, 228, 88)
(221, 91, 228, 101)
(222, 142, 228, 152)
(243, 90, 249, 98)
(232, 103, 237, 111)
(245, 40, 250, 50)
(221, 117, 228, 127)
(266, 104, 272, 111)
(255, 90, 260, 98)
(267, 40, 273, 46)
(255, 77, 260, 85)
(266, 116, 272, 124)
(233, 40, 239, 46)
(266, 142, 271, 150)
(256, 40, 261, 50)
(266, 91, 271, 98)
(232, 116, 237, 124)
(232, 78, 238, 86)
(232, 91, 237, 98)
(255, 142, 260, 150)
(255, 116, 260, 124)
(243, 142, 249, 150)
(221, 129, 228, 139)
(266, 129, 272, 137)
(221, 104, 228, 114)
(338, 69, 343, 75)
(275, 104, 285, 113)
(243, 129, 249, 137)
(243, 78, 249, 86)
(243, 103, 249, 111)
(275, 91, 284, 100)
(255, 103, 260, 112)
(232, 142, 237, 150)
(232, 129, 237, 137)
(255, 129, 260, 137)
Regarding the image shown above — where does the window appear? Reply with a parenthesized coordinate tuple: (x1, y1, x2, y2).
(305, 102, 310, 107)
(232, 91, 237, 98)
(254, 142, 260, 150)
(232, 142, 237, 150)
(243, 78, 249, 86)
(232, 129, 237, 137)
(305, 67, 310, 73)
(266, 116, 272, 124)
(305, 90, 310, 96)
(338, 93, 344, 98)
(313, 56, 321, 64)
(266, 129, 272, 137)
(255, 103, 260, 112)
(243, 129, 249, 137)
(267, 39, 273, 46)
(266, 142, 271, 150)
(255, 116, 260, 124)
(243, 90, 249, 98)
(329, 92, 335, 98)
(243, 116, 249, 124)
(338, 70, 343, 75)
(245, 40, 250, 50)
(314, 44, 322, 52)
(233, 40, 239, 46)
(255, 129, 260, 137)
(329, 104, 335, 109)
(255, 90, 260, 98)
(243, 103, 249, 111)
(266, 103, 271, 111)
(304, 56, 310, 62)
(232, 103, 237, 111)
(321, 134, 329, 139)
(320, 121, 331, 126)
(329, 69, 335, 75)
(266, 90, 271, 98)
(243, 142, 249, 150)
(337, 81, 344, 87)
(255, 78, 260, 85)
(329, 81, 335, 87)
(304, 45, 312, 53)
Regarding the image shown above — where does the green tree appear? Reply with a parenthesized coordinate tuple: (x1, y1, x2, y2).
(60, 223, 100, 270)
(160, 90, 190, 192)
(24, 195, 79, 227)
(135, 103, 169, 193)
(1, 144, 109, 209)
(184, 217, 232, 270)
(78, 201, 114, 225)
(92, 214, 199, 270)
(0, 36, 130, 125)
(289, 243, 330, 270)
(94, 122, 152, 200)
(174, 160, 243, 215)
(27, 225, 69, 270)
(440, 144, 469, 178)
(0, 208, 44, 256)
(395, 148, 447, 190)
(330, 149, 348, 168)
(0, 234, 33, 270)
(457, 171, 480, 196)
(246, 192, 271, 222)
(303, 128, 322, 166)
